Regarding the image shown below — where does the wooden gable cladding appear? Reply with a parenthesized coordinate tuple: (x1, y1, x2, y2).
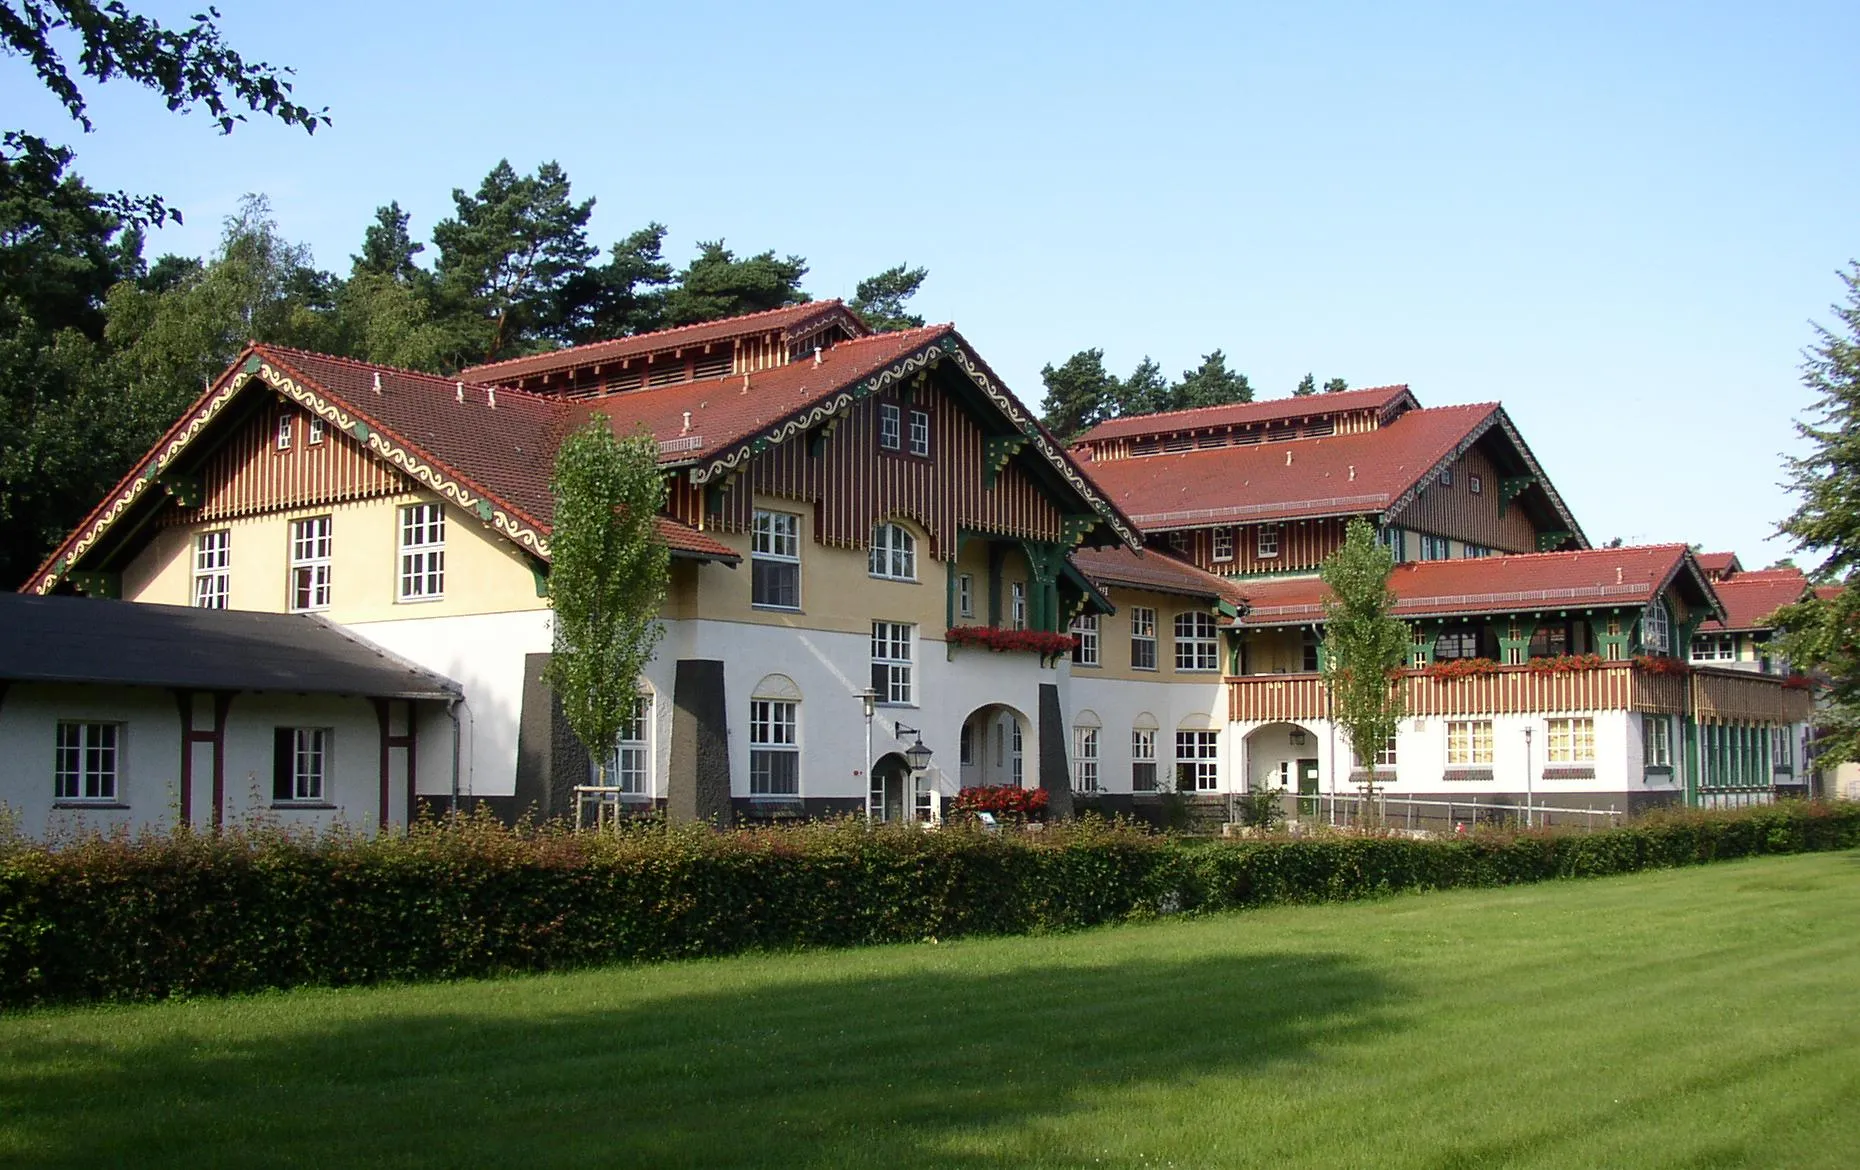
(670, 379, 1067, 558)
(1162, 517, 1346, 577)
(160, 401, 405, 525)
(1391, 443, 1539, 553)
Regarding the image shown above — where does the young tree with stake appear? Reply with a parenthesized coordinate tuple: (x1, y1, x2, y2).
(544, 420, 670, 794)
(1319, 518, 1409, 820)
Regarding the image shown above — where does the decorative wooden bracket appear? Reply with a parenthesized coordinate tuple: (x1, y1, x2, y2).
(158, 473, 202, 508)
(1060, 514, 1098, 548)
(984, 435, 1028, 489)
(68, 570, 120, 599)
(806, 416, 842, 457)
(1536, 529, 1575, 551)
(1499, 475, 1536, 512)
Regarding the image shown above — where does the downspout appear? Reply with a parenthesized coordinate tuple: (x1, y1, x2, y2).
(447, 698, 462, 815)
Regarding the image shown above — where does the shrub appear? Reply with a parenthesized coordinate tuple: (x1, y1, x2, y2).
(0, 803, 1854, 1009)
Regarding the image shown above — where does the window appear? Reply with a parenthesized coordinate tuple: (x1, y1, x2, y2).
(1463, 544, 1490, 559)
(1547, 717, 1595, 763)
(1130, 607, 1158, 670)
(869, 522, 917, 581)
(878, 403, 901, 450)
(1440, 466, 1454, 487)
(1257, 524, 1280, 558)
(599, 694, 651, 794)
(751, 510, 801, 608)
(1071, 614, 1099, 666)
(1011, 720, 1024, 785)
(193, 530, 230, 609)
(1447, 720, 1493, 766)
(1176, 730, 1219, 791)
(1773, 727, 1794, 771)
(1380, 526, 1405, 561)
(1010, 582, 1026, 630)
(1641, 602, 1671, 655)
(957, 573, 975, 618)
(1469, 474, 1483, 494)
(398, 503, 445, 601)
(870, 622, 914, 705)
(272, 727, 329, 802)
(749, 700, 799, 795)
(908, 409, 930, 456)
(1168, 532, 1189, 554)
(1434, 627, 1480, 660)
(1644, 716, 1672, 768)
(1212, 528, 1234, 562)
(1353, 735, 1398, 769)
(1132, 728, 1158, 792)
(1692, 634, 1735, 662)
(54, 722, 119, 802)
(289, 516, 332, 612)
(1073, 727, 1099, 792)
(1175, 611, 1219, 671)
(275, 414, 292, 451)
(308, 416, 325, 445)
(1421, 534, 1451, 561)
(1302, 628, 1321, 672)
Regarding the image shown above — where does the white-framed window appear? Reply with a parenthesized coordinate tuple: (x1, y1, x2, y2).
(1131, 727, 1158, 792)
(1641, 602, 1671, 655)
(908, 408, 930, 456)
(871, 621, 914, 705)
(1421, 534, 1451, 561)
(1175, 611, 1220, 672)
(749, 699, 799, 795)
(289, 516, 332, 612)
(1010, 582, 1026, 630)
(54, 721, 119, 802)
(1257, 524, 1280, 558)
(193, 529, 230, 609)
(1447, 720, 1494, 766)
(1691, 634, 1736, 662)
(1469, 473, 1483, 495)
(1071, 614, 1099, 666)
(1130, 606, 1158, 670)
(1176, 730, 1219, 791)
(272, 727, 329, 802)
(1773, 727, 1794, 771)
(599, 693, 652, 794)
(1011, 720, 1023, 785)
(1434, 627, 1480, 660)
(869, 522, 917, 581)
(275, 413, 293, 451)
(957, 573, 974, 618)
(398, 502, 445, 601)
(1381, 526, 1405, 561)
(1440, 466, 1454, 487)
(308, 416, 325, 445)
(1212, 528, 1234, 562)
(1548, 717, 1595, 763)
(1644, 716, 1672, 768)
(1463, 544, 1490, 558)
(1073, 726, 1099, 792)
(751, 510, 801, 609)
(1168, 531, 1189, 554)
(878, 403, 901, 450)
(1364, 734, 1398, 769)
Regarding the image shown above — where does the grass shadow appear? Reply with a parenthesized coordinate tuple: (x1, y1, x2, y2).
(0, 941, 1401, 1168)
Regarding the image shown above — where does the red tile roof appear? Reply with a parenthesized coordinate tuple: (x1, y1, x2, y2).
(1235, 544, 1703, 626)
(457, 301, 861, 384)
(1074, 384, 1415, 446)
(655, 517, 740, 562)
(1694, 551, 1742, 577)
(1697, 568, 1809, 632)
(1079, 403, 1500, 528)
(1069, 545, 1246, 604)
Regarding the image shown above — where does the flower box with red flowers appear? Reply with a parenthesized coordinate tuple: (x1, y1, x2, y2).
(1425, 657, 1500, 680)
(952, 785, 1050, 817)
(1632, 655, 1690, 676)
(1526, 653, 1607, 674)
(944, 626, 1078, 662)
(1782, 674, 1816, 691)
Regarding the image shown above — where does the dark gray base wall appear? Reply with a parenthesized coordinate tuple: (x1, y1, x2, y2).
(511, 652, 594, 823)
(669, 659, 732, 826)
(1036, 683, 1074, 820)
(732, 797, 866, 823)
(416, 794, 668, 826)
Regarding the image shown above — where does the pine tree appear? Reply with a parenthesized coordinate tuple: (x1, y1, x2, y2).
(1293, 373, 1317, 397)
(352, 202, 423, 281)
(1172, 350, 1253, 408)
(1323, 377, 1349, 394)
(1774, 262, 1860, 764)
(1114, 357, 1169, 416)
(849, 263, 927, 332)
(660, 240, 808, 326)
(560, 223, 674, 343)
(1319, 518, 1409, 817)
(1038, 349, 1118, 438)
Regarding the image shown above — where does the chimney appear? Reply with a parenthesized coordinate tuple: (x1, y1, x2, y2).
(681, 411, 692, 435)
(487, 387, 497, 409)
(1616, 567, 1624, 584)
(372, 372, 382, 395)
(1285, 450, 1294, 466)
(1348, 465, 1356, 482)
(813, 346, 823, 367)
(455, 381, 464, 405)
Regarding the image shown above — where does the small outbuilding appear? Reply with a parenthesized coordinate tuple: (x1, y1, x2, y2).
(0, 593, 460, 837)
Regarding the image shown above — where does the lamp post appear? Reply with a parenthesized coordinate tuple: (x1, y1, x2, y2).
(856, 688, 877, 823)
(895, 723, 934, 823)
(1522, 725, 1534, 829)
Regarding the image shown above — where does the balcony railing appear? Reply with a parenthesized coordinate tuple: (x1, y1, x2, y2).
(1227, 662, 1807, 724)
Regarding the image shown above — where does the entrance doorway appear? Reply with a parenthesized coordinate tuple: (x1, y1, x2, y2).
(1297, 758, 1320, 817)
(870, 752, 910, 822)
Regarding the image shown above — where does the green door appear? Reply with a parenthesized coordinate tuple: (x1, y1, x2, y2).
(1297, 758, 1320, 817)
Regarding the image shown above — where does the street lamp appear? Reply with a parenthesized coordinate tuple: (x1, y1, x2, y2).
(896, 724, 934, 822)
(1522, 726, 1535, 829)
(856, 688, 877, 823)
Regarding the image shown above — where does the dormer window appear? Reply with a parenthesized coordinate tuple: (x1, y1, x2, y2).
(1641, 601, 1672, 655)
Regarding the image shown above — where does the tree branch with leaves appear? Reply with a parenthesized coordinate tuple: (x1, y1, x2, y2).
(1319, 518, 1409, 817)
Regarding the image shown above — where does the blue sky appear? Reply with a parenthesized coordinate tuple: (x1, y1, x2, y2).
(8, 1, 1857, 565)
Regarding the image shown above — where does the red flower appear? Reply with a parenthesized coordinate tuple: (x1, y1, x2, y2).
(1632, 655, 1690, 676)
(953, 786, 1050, 815)
(945, 626, 1079, 658)
(1425, 657, 1499, 680)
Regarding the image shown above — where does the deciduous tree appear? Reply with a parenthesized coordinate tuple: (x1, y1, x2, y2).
(1319, 518, 1409, 815)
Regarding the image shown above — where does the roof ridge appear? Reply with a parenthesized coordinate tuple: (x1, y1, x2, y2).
(1075, 384, 1415, 437)
(256, 343, 563, 405)
(461, 299, 848, 376)
(1389, 543, 1688, 568)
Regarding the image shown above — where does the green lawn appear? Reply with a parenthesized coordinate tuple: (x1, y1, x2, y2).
(3, 853, 1858, 1169)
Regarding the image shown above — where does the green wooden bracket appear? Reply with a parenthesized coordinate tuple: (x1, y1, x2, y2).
(242, 353, 261, 375)
(984, 436, 1028, 489)
(68, 570, 120, 599)
(353, 421, 372, 442)
(1060, 514, 1097, 548)
(531, 563, 550, 598)
(158, 473, 203, 508)
(1499, 475, 1536, 512)
(1216, 599, 1241, 620)
(1536, 530, 1574, 551)
(806, 417, 840, 457)
(474, 499, 494, 522)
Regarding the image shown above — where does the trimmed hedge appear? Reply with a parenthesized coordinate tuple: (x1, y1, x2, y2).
(2, 802, 1857, 1008)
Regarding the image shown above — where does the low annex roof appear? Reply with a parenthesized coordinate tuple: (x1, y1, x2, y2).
(1073, 384, 1416, 446)
(457, 301, 862, 385)
(1694, 551, 1743, 578)
(1234, 544, 1716, 627)
(0, 593, 461, 699)
(1697, 568, 1811, 633)
(1068, 546, 1247, 606)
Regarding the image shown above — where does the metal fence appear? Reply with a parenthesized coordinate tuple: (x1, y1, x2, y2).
(1283, 792, 1626, 834)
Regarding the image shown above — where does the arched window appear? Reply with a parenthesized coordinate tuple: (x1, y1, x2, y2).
(1642, 601, 1672, 656)
(1072, 709, 1102, 794)
(869, 522, 917, 581)
(749, 674, 801, 796)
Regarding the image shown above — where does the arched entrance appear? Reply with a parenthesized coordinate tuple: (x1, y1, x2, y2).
(959, 704, 1032, 790)
(870, 752, 912, 822)
(1244, 721, 1324, 816)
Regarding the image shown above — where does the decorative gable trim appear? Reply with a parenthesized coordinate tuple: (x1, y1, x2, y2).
(1382, 407, 1587, 549)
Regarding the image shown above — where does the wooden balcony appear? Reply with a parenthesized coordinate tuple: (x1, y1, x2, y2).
(1227, 662, 1807, 724)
